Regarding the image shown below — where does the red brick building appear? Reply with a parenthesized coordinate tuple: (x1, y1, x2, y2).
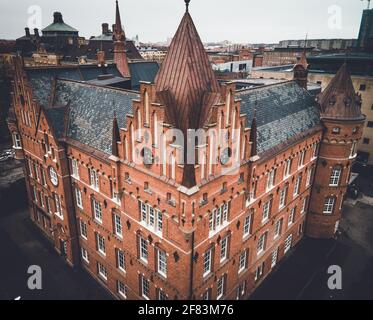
(7, 0, 365, 300)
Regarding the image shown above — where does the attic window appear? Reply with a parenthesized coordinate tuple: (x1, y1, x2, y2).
(344, 97, 352, 107)
(328, 96, 336, 106)
(332, 127, 340, 134)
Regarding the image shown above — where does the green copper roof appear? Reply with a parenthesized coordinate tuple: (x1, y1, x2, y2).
(42, 22, 78, 33)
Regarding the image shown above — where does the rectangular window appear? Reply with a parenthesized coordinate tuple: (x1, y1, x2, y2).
(350, 141, 357, 158)
(209, 203, 229, 234)
(255, 262, 265, 281)
(117, 249, 125, 272)
(323, 197, 335, 214)
(301, 196, 308, 214)
(81, 248, 89, 263)
(293, 175, 301, 197)
(80, 220, 88, 240)
(262, 200, 271, 222)
(203, 249, 212, 277)
(97, 262, 107, 280)
(139, 201, 163, 235)
(220, 236, 229, 263)
(117, 280, 127, 299)
(271, 248, 279, 268)
(113, 214, 123, 238)
(13, 133, 21, 148)
(41, 168, 47, 186)
(75, 188, 83, 209)
(306, 167, 313, 187)
(274, 218, 283, 239)
(46, 197, 52, 214)
(312, 143, 318, 159)
(203, 289, 210, 300)
(288, 207, 296, 226)
(284, 159, 292, 178)
(367, 121, 373, 128)
(54, 193, 63, 219)
(92, 199, 102, 223)
(71, 159, 79, 178)
(329, 168, 342, 186)
(298, 150, 306, 168)
(284, 234, 293, 253)
(96, 233, 106, 255)
(266, 169, 276, 190)
(158, 289, 168, 300)
(238, 250, 248, 273)
(217, 275, 225, 300)
(279, 186, 288, 209)
(34, 163, 39, 181)
(157, 249, 167, 277)
(141, 276, 150, 300)
(243, 213, 252, 238)
(139, 237, 148, 263)
(89, 168, 99, 190)
(257, 232, 267, 255)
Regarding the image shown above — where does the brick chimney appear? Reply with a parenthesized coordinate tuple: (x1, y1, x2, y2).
(53, 12, 64, 24)
(102, 23, 109, 35)
(97, 50, 107, 67)
(25, 28, 30, 38)
(34, 28, 40, 38)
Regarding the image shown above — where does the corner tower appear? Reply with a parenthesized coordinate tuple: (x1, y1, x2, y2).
(306, 63, 366, 238)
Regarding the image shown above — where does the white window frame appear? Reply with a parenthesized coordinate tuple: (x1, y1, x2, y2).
(312, 143, 318, 159)
(301, 197, 308, 214)
(49, 167, 58, 186)
(141, 276, 150, 300)
(89, 168, 99, 190)
(81, 248, 89, 263)
(243, 213, 252, 238)
(262, 200, 271, 223)
(306, 167, 313, 187)
(13, 133, 22, 149)
(97, 262, 107, 280)
(293, 175, 301, 197)
(139, 201, 163, 235)
(279, 186, 287, 209)
(350, 141, 357, 158)
(92, 199, 102, 223)
(71, 159, 79, 179)
(266, 169, 276, 191)
(271, 247, 279, 268)
(323, 197, 335, 215)
(96, 233, 106, 256)
(117, 249, 126, 272)
(329, 167, 342, 186)
(75, 188, 83, 209)
(113, 213, 123, 238)
(203, 249, 212, 277)
(54, 193, 63, 219)
(284, 234, 293, 254)
(220, 236, 229, 263)
(209, 202, 229, 236)
(117, 280, 127, 299)
(298, 150, 305, 168)
(139, 237, 148, 263)
(157, 249, 167, 278)
(238, 250, 248, 273)
(288, 208, 296, 226)
(217, 275, 225, 300)
(80, 220, 88, 240)
(257, 232, 267, 255)
(284, 159, 292, 178)
(274, 218, 283, 239)
(255, 262, 264, 281)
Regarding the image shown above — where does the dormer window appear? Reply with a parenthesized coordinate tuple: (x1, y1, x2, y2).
(328, 96, 336, 106)
(332, 127, 340, 134)
(344, 97, 352, 107)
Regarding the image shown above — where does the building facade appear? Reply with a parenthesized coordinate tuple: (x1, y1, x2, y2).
(7, 0, 365, 300)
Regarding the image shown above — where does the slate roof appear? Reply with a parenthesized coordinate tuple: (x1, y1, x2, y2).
(237, 81, 320, 155)
(51, 80, 139, 154)
(129, 61, 159, 90)
(42, 22, 78, 33)
(26, 65, 123, 107)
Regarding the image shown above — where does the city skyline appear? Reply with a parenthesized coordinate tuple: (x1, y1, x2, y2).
(0, 0, 367, 44)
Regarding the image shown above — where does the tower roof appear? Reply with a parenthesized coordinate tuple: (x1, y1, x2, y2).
(319, 63, 364, 121)
(155, 2, 220, 132)
(113, 0, 125, 41)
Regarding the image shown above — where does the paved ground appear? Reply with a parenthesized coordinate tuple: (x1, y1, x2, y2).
(251, 202, 373, 300)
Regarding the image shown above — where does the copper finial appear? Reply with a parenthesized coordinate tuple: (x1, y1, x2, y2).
(185, 0, 191, 12)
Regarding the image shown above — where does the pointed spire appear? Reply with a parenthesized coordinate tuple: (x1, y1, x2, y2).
(112, 111, 121, 157)
(155, 2, 220, 188)
(185, 0, 191, 12)
(319, 62, 364, 121)
(250, 110, 258, 158)
(113, 0, 130, 78)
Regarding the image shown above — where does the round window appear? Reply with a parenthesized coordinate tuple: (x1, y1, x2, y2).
(49, 166, 58, 186)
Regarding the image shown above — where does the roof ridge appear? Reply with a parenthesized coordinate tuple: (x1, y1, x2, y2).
(236, 79, 295, 94)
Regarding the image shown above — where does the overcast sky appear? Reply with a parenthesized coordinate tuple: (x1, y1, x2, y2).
(0, 0, 367, 43)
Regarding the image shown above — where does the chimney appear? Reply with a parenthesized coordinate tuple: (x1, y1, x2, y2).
(112, 24, 116, 34)
(53, 12, 64, 24)
(97, 50, 107, 67)
(25, 27, 30, 38)
(102, 23, 109, 35)
(34, 28, 40, 38)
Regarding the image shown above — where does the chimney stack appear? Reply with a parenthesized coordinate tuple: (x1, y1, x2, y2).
(102, 23, 109, 35)
(112, 24, 116, 34)
(25, 27, 30, 38)
(97, 50, 107, 67)
(53, 12, 64, 24)
(34, 28, 40, 38)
